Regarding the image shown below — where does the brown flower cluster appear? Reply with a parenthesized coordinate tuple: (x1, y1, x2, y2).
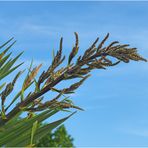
(0, 33, 147, 124)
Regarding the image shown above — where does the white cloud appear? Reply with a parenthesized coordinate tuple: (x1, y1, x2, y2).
(120, 127, 148, 137)
(19, 23, 61, 36)
(117, 118, 148, 137)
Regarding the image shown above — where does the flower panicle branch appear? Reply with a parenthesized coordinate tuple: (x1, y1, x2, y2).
(0, 32, 147, 125)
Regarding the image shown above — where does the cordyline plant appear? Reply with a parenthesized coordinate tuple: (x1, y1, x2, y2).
(0, 33, 147, 147)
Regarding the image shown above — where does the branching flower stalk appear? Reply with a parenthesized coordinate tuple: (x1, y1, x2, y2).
(0, 32, 147, 126)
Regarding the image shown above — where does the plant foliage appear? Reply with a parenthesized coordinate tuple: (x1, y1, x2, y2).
(0, 33, 146, 146)
(36, 125, 74, 147)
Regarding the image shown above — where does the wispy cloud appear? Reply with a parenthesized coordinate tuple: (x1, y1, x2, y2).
(117, 118, 148, 137)
(119, 126, 148, 137)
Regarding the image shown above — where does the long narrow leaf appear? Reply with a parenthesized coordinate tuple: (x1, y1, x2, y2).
(30, 121, 38, 146)
(0, 52, 23, 76)
(6, 112, 76, 147)
(0, 83, 6, 91)
(0, 109, 59, 146)
(0, 62, 24, 80)
(0, 37, 14, 50)
(0, 41, 16, 59)
(0, 52, 12, 68)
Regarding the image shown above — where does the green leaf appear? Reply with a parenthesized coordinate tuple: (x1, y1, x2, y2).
(0, 109, 59, 146)
(30, 121, 38, 145)
(0, 82, 6, 91)
(1, 110, 7, 120)
(0, 51, 23, 76)
(52, 49, 55, 61)
(0, 37, 14, 49)
(0, 62, 24, 80)
(6, 111, 76, 147)
(0, 41, 16, 58)
(0, 52, 12, 68)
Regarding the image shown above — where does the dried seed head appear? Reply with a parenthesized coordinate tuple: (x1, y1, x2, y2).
(63, 75, 90, 94)
(58, 102, 84, 111)
(68, 32, 79, 64)
(1, 83, 13, 105)
(128, 53, 147, 62)
(97, 33, 109, 51)
(12, 71, 24, 85)
(24, 64, 42, 89)
(105, 41, 119, 52)
(38, 70, 49, 87)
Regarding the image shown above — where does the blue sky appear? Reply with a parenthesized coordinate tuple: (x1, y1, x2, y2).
(0, 1, 148, 147)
